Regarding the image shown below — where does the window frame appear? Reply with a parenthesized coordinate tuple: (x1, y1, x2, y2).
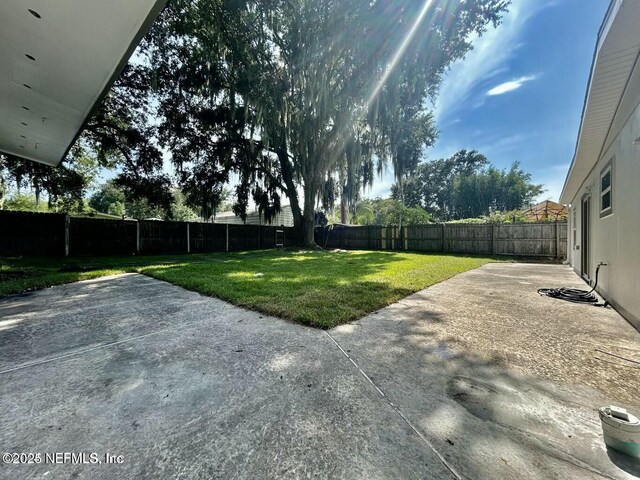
(599, 158, 614, 218)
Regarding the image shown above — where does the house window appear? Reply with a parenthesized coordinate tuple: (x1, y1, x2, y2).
(600, 160, 613, 217)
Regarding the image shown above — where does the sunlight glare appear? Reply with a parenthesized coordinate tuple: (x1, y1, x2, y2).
(365, 0, 436, 110)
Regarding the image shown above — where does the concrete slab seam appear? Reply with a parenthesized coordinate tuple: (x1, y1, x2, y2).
(0, 327, 177, 375)
(323, 331, 463, 480)
(0, 301, 230, 375)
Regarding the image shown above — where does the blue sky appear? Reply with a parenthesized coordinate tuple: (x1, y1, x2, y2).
(368, 0, 611, 202)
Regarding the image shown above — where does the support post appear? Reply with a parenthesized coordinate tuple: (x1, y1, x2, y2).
(492, 224, 497, 255)
(64, 214, 70, 257)
(186, 223, 190, 253)
(226, 224, 229, 252)
(441, 223, 447, 252)
(136, 221, 140, 254)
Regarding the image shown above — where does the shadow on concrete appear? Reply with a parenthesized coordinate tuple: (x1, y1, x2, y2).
(606, 446, 640, 477)
(329, 263, 640, 479)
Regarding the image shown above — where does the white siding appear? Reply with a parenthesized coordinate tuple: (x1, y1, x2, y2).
(213, 205, 294, 227)
(567, 69, 640, 329)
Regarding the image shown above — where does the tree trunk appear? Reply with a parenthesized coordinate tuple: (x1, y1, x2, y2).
(0, 174, 5, 210)
(277, 150, 304, 246)
(302, 185, 316, 248)
(340, 192, 348, 224)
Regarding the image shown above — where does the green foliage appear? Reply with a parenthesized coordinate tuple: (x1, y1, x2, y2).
(353, 198, 431, 226)
(171, 190, 199, 221)
(88, 181, 126, 214)
(80, 65, 172, 212)
(89, 181, 200, 220)
(0, 148, 98, 213)
(392, 150, 543, 221)
(449, 210, 529, 224)
(4, 193, 49, 212)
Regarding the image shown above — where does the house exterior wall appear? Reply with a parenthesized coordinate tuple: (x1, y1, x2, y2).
(567, 64, 640, 330)
(213, 205, 294, 227)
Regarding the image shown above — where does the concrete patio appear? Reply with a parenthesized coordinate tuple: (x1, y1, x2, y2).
(1, 263, 638, 479)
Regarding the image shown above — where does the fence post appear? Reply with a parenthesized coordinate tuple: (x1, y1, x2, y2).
(186, 223, 190, 253)
(381, 228, 386, 249)
(403, 226, 408, 250)
(64, 214, 70, 257)
(226, 224, 229, 252)
(555, 220, 560, 259)
(441, 223, 447, 252)
(492, 224, 497, 255)
(136, 222, 140, 254)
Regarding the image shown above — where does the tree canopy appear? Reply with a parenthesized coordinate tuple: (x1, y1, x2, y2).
(133, 0, 509, 245)
(352, 198, 432, 226)
(0, 148, 97, 213)
(88, 181, 203, 221)
(392, 150, 543, 221)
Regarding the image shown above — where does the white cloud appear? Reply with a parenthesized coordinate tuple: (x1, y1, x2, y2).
(434, 0, 550, 123)
(487, 75, 537, 96)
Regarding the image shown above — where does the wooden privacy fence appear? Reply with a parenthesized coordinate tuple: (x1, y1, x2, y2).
(0, 210, 297, 257)
(316, 222, 568, 258)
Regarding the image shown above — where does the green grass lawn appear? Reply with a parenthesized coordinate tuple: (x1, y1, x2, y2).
(1, 250, 495, 328)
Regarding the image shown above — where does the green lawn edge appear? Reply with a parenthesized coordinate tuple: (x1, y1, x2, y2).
(1, 250, 499, 328)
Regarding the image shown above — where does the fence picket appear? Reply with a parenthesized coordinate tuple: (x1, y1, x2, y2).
(315, 222, 567, 257)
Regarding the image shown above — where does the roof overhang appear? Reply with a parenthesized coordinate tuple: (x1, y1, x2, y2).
(560, 0, 640, 204)
(0, 0, 167, 166)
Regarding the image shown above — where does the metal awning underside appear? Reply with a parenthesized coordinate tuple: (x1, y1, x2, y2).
(560, 0, 640, 204)
(0, 0, 166, 166)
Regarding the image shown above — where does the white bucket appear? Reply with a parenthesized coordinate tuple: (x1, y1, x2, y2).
(599, 406, 640, 458)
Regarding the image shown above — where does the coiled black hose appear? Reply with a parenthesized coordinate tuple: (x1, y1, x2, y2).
(538, 264, 609, 307)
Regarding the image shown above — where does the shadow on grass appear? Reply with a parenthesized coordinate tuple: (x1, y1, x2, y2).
(136, 250, 495, 328)
(139, 251, 412, 328)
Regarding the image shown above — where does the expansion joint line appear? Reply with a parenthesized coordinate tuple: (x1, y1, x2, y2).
(323, 331, 463, 480)
(0, 302, 230, 375)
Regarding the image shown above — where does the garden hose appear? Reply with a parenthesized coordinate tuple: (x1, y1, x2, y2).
(538, 263, 609, 307)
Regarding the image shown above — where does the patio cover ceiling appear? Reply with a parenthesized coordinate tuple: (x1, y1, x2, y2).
(0, 0, 166, 166)
(560, 0, 640, 204)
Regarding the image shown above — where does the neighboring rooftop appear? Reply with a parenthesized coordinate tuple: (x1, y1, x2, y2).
(521, 200, 568, 222)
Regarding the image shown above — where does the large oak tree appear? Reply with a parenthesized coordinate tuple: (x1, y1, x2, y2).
(132, 0, 508, 246)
